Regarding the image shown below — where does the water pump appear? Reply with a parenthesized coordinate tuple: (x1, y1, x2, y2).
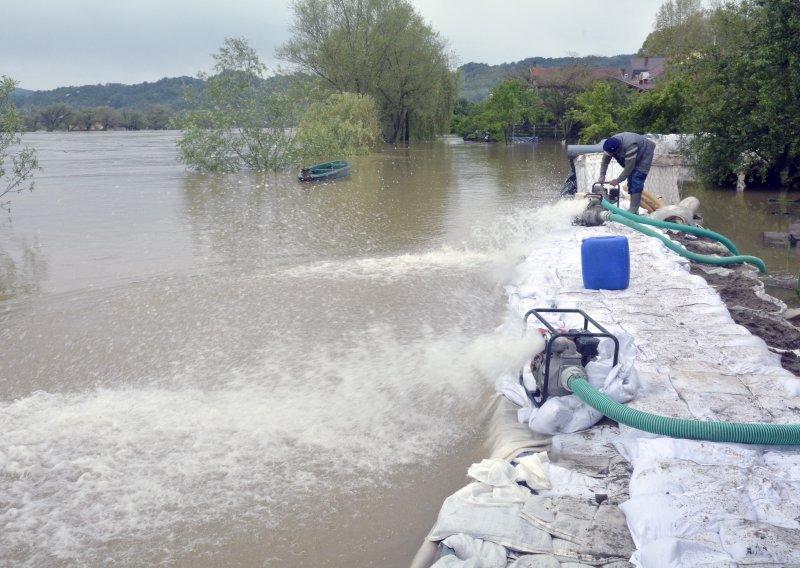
(520, 309, 619, 407)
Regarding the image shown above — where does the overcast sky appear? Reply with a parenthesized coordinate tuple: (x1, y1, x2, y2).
(2, 0, 665, 91)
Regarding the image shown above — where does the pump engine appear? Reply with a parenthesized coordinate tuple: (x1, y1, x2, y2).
(520, 309, 619, 407)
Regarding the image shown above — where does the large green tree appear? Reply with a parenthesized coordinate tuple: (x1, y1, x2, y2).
(278, 0, 458, 143)
(680, 0, 800, 188)
(639, 0, 710, 58)
(568, 81, 632, 143)
(1, 76, 39, 209)
(622, 77, 692, 134)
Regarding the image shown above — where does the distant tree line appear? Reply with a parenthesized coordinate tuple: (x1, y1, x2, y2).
(11, 72, 321, 132)
(23, 103, 174, 132)
(12, 76, 203, 111)
(11, 76, 201, 132)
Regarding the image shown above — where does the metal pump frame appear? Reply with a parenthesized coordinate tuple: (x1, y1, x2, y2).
(521, 308, 619, 406)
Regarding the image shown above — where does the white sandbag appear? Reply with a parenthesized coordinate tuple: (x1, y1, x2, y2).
(627, 457, 750, 499)
(630, 536, 734, 568)
(744, 467, 800, 529)
(613, 434, 760, 468)
(521, 495, 635, 564)
(468, 459, 518, 487)
(620, 491, 756, 550)
(506, 554, 561, 568)
(537, 463, 606, 499)
(437, 534, 507, 568)
(428, 489, 553, 554)
(514, 453, 551, 490)
(719, 519, 800, 563)
(527, 394, 604, 436)
(454, 481, 531, 507)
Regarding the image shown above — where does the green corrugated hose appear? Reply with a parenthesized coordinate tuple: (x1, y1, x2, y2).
(607, 212, 767, 273)
(568, 375, 800, 445)
(601, 198, 740, 256)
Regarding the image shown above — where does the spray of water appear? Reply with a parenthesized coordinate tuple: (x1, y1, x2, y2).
(280, 199, 588, 282)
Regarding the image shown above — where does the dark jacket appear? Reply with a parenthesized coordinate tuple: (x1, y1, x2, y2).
(600, 132, 656, 183)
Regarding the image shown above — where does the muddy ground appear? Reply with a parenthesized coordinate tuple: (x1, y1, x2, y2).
(673, 233, 800, 377)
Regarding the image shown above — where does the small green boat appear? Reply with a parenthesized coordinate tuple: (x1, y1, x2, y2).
(298, 160, 351, 182)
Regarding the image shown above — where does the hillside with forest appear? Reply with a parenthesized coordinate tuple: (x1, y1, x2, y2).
(10, 73, 313, 131)
(11, 76, 204, 111)
(11, 54, 634, 112)
(9, 55, 631, 133)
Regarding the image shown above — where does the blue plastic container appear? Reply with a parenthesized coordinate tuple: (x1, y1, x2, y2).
(581, 236, 630, 290)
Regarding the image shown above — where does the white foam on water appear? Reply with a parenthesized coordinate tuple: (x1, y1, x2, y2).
(279, 247, 498, 280)
(0, 198, 586, 565)
(279, 199, 587, 282)
(0, 321, 545, 565)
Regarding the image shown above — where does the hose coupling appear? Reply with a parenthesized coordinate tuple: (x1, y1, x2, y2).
(559, 366, 587, 393)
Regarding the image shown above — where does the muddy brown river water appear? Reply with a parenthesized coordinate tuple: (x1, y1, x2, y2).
(0, 131, 797, 567)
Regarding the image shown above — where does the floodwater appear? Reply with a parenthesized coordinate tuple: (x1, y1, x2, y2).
(0, 131, 567, 567)
(1, 131, 797, 567)
(680, 182, 800, 307)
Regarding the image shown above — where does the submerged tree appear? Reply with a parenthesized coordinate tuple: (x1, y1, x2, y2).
(174, 37, 303, 172)
(295, 92, 380, 161)
(37, 104, 73, 132)
(175, 37, 380, 172)
(1, 76, 39, 210)
(278, 0, 458, 143)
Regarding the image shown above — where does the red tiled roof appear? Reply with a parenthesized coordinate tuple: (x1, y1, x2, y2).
(530, 57, 666, 91)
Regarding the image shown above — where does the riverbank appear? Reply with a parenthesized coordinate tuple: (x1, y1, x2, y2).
(674, 232, 800, 376)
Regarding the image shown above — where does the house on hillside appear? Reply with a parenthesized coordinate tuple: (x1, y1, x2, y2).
(618, 57, 666, 91)
(529, 56, 667, 92)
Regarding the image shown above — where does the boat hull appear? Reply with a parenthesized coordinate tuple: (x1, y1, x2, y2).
(298, 160, 350, 182)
